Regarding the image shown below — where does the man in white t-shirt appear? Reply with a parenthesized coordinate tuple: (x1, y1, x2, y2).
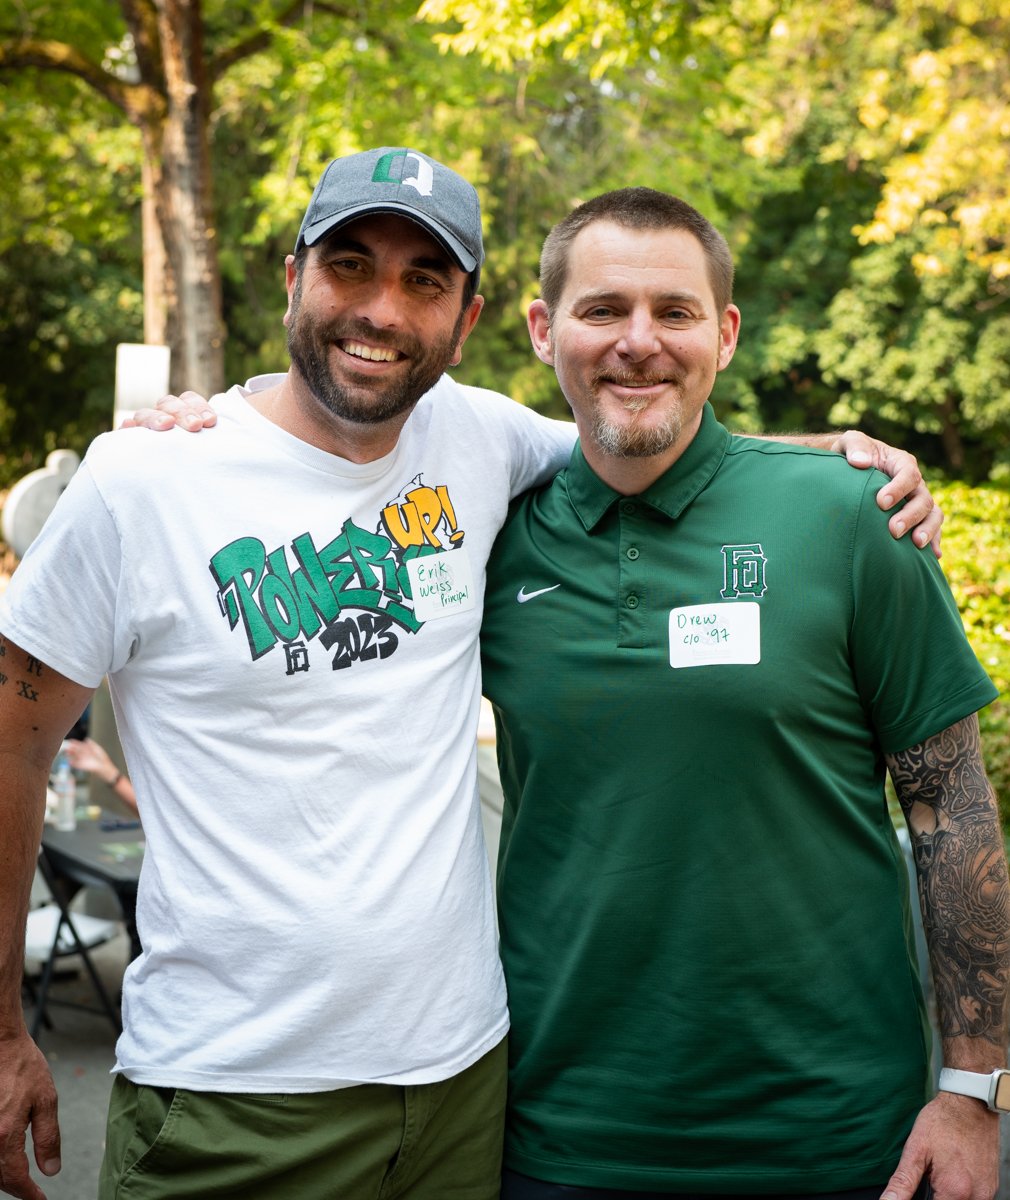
(0, 148, 940, 1200)
(0, 146, 577, 1200)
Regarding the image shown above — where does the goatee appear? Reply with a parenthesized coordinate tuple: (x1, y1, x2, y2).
(588, 368, 684, 459)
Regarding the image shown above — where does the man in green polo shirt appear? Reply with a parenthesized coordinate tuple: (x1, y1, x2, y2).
(480, 188, 1009, 1200)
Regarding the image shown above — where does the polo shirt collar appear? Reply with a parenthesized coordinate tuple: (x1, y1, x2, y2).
(565, 403, 730, 531)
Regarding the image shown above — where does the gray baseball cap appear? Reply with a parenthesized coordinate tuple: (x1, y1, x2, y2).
(295, 147, 484, 287)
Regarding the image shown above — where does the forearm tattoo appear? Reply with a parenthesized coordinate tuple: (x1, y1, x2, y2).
(887, 715, 1010, 1047)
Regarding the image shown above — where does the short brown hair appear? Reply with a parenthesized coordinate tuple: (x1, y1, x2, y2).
(539, 188, 734, 318)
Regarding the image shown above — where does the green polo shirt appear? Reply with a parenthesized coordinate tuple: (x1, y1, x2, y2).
(480, 404, 998, 1193)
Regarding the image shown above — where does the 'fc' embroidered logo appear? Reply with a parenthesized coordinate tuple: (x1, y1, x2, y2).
(720, 544, 767, 599)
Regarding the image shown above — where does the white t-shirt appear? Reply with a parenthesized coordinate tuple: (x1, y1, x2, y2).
(1, 374, 575, 1092)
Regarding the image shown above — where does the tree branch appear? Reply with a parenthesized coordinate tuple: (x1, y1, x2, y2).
(0, 37, 135, 114)
(207, 0, 403, 82)
(119, 0, 165, 93)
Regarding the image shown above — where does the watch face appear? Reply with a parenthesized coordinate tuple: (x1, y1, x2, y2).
(993, 1072, 1010, 1112)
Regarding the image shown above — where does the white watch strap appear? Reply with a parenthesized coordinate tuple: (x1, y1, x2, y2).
(938, 1067, 993, 1105)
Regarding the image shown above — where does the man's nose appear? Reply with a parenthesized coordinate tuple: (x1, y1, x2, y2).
(616, 311, 661, 359)
(353, 276, 404, 329)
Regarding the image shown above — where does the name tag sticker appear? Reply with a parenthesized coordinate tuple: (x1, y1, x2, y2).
(669, 602, 761, 668)
(407, 550, 476, 622)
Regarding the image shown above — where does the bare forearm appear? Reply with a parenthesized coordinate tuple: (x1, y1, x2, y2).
(887, 716, 1010, 1066)
(65, 739, 139, 815)
(0, 637, 93, 1194)
(0, 758, 48, 1037)
(0, 636, 94, 1036)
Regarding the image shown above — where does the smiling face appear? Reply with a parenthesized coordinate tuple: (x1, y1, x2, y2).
(528, 220, 740, 491)
(284, 212, 482, 433)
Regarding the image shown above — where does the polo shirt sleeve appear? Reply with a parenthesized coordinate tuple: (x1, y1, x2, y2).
(847, 476, 998, 755)
(0, 455, 129, 688)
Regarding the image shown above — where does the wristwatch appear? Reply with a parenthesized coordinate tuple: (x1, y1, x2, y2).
(938, 1067, 1010, 1113)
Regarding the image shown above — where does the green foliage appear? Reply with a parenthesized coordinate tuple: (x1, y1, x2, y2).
(0, 69, 142, 488)
(418, 0, 701, 78)
(2, 0, 1009, 486)
(815, 236, 1010, 480)
(717, 140, 885, 435)
(933, 478, 1010, 822)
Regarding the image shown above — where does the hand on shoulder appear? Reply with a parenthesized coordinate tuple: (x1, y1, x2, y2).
(121, 391, 217, 432)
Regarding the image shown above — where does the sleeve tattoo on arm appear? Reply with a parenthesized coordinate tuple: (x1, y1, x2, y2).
(887, 715, 1010, 1047)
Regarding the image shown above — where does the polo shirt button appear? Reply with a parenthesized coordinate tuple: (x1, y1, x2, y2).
(620, 500, 637, 514)
(626, 594, 639, 609)
(626, 547, 640, 560)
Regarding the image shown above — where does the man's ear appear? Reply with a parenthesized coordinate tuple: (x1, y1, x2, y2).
(283, 254, 297, 328)
(527, 299, 554, 365)
(449, 295, 485, 367)
(717, 304, 741, 372)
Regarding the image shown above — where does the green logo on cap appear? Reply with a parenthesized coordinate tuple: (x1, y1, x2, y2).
(372, 150, 434, 197)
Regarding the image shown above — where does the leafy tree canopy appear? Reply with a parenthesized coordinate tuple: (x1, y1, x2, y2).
(0, 0, 1007, 487)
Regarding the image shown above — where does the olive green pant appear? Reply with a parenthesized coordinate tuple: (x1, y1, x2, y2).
(99, 1037, 507, 1199)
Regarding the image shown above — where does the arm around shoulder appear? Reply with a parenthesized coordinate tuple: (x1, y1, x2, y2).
(501, 401, 576, 495)
(748, 427, 943, 555)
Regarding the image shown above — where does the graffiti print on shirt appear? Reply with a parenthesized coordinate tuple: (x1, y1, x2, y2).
(209, 475, 465, 671)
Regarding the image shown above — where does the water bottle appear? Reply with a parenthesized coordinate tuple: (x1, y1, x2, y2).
(52, 741, 77, 831)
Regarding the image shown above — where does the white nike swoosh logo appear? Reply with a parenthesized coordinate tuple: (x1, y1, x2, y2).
(516, 584, 561, 604)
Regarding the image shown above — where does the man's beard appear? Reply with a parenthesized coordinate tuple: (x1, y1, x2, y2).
(286, 283, 465, 426)
(587, 368, 684, 459)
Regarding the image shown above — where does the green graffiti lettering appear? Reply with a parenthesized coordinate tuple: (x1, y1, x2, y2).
(211, 519, 424, 661)
(264, 535, 341, 642)
(209, 538, 277, 660)
(259, 573, 301, 641)
(318, 520, 401, 595)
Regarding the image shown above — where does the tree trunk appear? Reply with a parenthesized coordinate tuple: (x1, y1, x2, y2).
(141, 154, 167, 346)
(939, 392, 965, 473)
(0, 0, 294, 399)
(150, 0, 225, 396)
